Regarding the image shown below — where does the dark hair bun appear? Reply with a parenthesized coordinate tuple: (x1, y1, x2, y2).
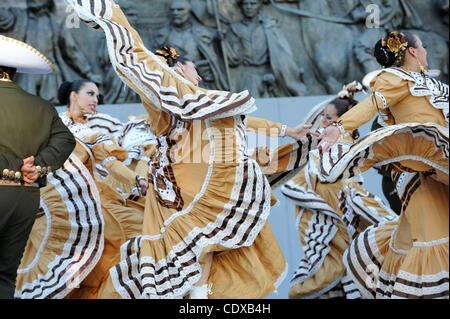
(58, 81, 73, 105)
(155, 46, 180, 67)
(373, 40, 396, 68)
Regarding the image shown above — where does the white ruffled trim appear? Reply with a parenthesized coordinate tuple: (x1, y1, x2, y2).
(313, 122, 449, 183)
(15, 153, 105, 299)
(272, 263, 289, 295)
(389, 226, 409, 255)
(302, 276, 344, 299)
(102, 156, 117, 167)
(373, 155, 449, 175)
(413, 237, 449, 247)
(373, 91, 387, 109)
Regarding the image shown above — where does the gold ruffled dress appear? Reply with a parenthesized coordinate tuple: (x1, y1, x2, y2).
(314, 67, 449, 298)
(15, 114, 143, 299)
(281, 133, 398, 299)
(68, 0, 290, 299)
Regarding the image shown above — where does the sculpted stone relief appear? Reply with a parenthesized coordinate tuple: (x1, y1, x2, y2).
(0, 0, 448, 104)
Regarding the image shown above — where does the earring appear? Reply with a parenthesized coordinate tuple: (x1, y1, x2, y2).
(415, 56, 427, 74)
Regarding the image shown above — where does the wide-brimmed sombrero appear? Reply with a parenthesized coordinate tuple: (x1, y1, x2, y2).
(0, 35, 55, 74)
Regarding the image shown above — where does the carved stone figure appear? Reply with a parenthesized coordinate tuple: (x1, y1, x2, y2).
(0, 0, 448, 101)
(296, 0, 360, 94)
(152, 0, 229, 91)
(224, 0, 306, 98)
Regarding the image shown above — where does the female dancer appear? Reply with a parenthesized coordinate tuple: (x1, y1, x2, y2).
(280, 89, 398, 299)
(15, 79, 147, 299)
(67, 0, 317, 299)
(317, 31, 448, 298)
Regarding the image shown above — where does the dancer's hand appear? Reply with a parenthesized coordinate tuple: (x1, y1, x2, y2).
(286, 124, 319, 140)
(317, 126, 340, 154)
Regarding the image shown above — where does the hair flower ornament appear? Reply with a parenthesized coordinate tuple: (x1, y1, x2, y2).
(156, 46, 180, 60)
(381, 32, 408, 66)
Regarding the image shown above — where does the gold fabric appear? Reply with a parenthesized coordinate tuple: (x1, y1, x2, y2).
(67, 0, 286, 299)
(339, 70, 447, 132)
(16, 128, 144, 299)
(285, 137, 396, 298)
(328, 68, 449, 298)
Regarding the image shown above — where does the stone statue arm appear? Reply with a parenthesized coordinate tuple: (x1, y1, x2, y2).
(222, 25, 243, 67)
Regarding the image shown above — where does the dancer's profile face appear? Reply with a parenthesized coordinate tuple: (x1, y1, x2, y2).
(409, 35, 428, 69)
(179, 61, 202, 86)
(321, 104, 338, 128)
(71, 82, 100, 115)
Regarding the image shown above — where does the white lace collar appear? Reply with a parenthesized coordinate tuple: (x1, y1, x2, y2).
(60, 113, 97, 141)
(383, 67, 449, 125)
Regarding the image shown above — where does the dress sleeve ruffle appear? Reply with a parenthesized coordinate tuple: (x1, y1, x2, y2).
(67, 0, 257, 122)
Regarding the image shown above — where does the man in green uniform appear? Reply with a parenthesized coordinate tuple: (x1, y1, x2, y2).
(0, 35, 76, 298)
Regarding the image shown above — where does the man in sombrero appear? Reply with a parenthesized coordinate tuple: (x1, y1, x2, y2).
(0, 35, 76, 298)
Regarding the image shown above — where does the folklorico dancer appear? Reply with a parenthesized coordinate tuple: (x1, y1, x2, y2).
(66, 0, 319, 299)
(14, 79, 146, 299)
(317, 31, 449, 298)
(279, 84, 398, 299)
(0, 35, 76, 298)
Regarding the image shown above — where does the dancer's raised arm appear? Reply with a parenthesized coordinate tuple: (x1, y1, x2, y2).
(66, 0, 256, 121)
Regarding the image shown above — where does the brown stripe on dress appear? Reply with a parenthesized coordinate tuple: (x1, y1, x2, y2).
(345, 230, 378, 298)
(139, 160, 255, 293)
(99, 0, 106, 17)
(89, 115, 123, 126)
(391, 289, 449, 299)
(88, 124, 120, 134)
(106, 17, 255, 120)
(291, 222, 337, 282)
(21, 157, 102, 298)
(177, 94, 252, 122)
(114, 263, 135, 298)
(396, 277, 449, 289)
(400, 173, 421, 212)
(351, 198, 379, 225)
(294, 214, 329, 273)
